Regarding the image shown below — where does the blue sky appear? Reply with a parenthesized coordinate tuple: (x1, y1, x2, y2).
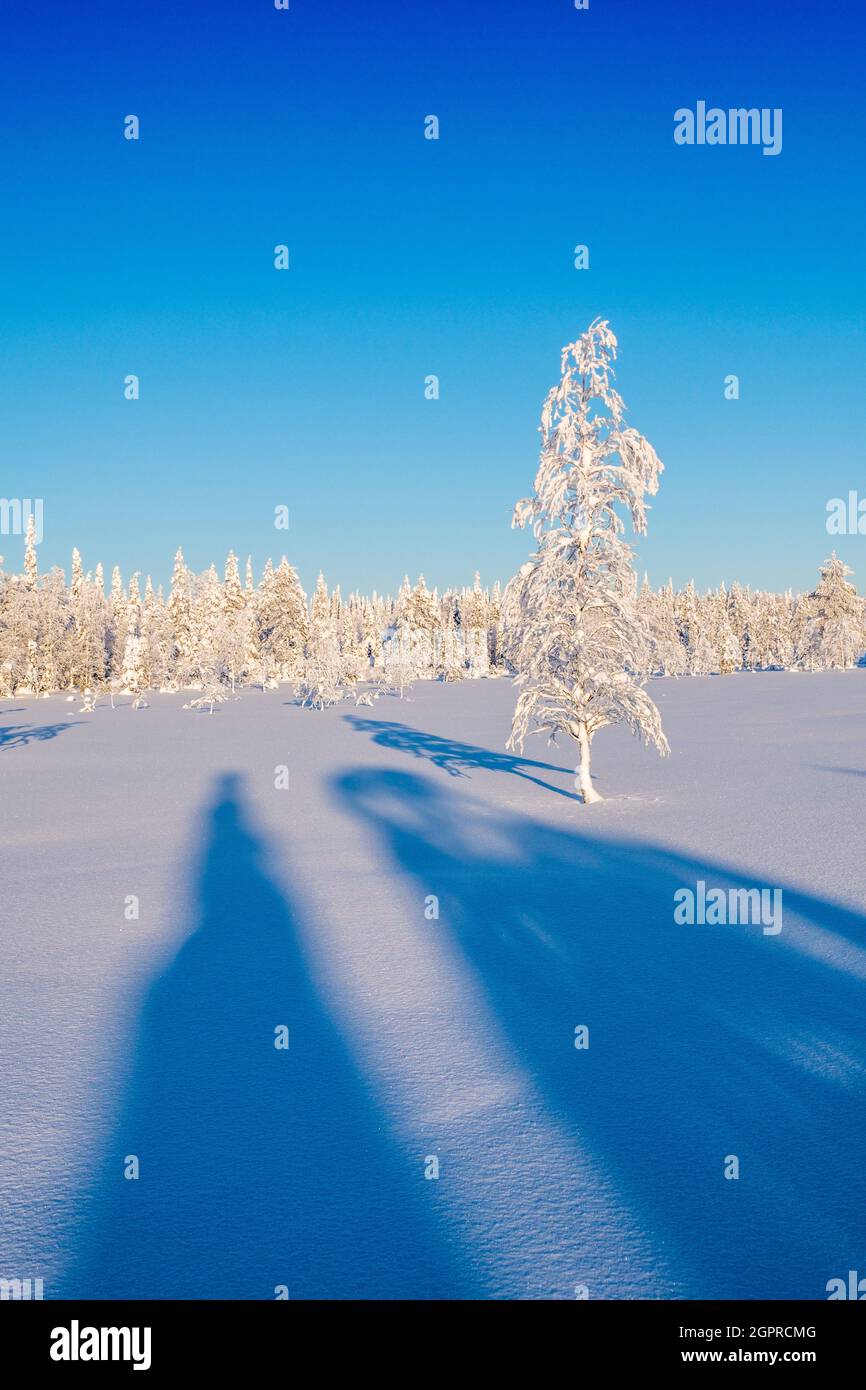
(0, 0, 863, 596)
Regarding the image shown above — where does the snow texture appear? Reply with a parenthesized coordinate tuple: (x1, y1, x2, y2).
(1, 673, 864, 1299)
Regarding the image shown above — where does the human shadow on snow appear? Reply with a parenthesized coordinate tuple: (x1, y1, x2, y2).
(69, 772, 461, 1298)
(332, 766, 866, 1299)
(344, 714, 581, 801)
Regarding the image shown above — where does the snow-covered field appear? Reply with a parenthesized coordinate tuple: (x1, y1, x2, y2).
(1, 673, 864, 1299)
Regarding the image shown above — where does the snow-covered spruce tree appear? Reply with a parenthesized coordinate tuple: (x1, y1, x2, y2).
(339, 595, 369, 683)
(0, 554, 13, 695)
(436, 592, 465, 681)
(504, 319, 669, 804)
(107, 566, 128, 686)
(219, 550, 248, 693)
(462, 572, 490, 677)
(806, 554, 866, 670)
(140, 580, 174, 690)
(300, 572, 346, 707)
(68, 547, 85, 690)
(487, 579, 503, 669)
(190, 565, 223, 689)
(639, 576, 688, 677)
(121, 632, 148, 707)
(23, 512, 38, 588)
(309, 571, 331, 638)
(168, 547, 195, 687)
(791, 589, 817, 670)
(400, 575, 440, 676)
(0, 560, 33, 694)
(707, 586, 740, 675)
(395, 575, 411, 623)
(257, 557, 308, 682)
(31, 567, 71, 694)
(359, 595, 382, 671)
(727, 582, 753, 670)
(243, 562, 265, 689)
(760, 590, 795, 670)
(126, 572, 142, 645)
(676, 580, 716, 675)
(75, 570, 109, 691)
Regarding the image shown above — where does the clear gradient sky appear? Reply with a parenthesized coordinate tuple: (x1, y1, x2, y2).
(0, 0, 864, 597)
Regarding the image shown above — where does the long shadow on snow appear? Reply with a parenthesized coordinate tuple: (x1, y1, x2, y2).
(68, 772, 462, 1298)
(811, 765, 866, 779)
(0, 721, 81, 749)
(344, 714, 580, 801)
(333, 766, 866, 1299)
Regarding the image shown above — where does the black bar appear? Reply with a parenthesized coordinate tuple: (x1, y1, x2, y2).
(2, 1298, 861, 1374)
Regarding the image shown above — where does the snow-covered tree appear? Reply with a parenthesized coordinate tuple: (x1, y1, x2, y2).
(805, 554, 865, 670)
(641, 577, 688, 676)
(300, 571, 346, 706)
(309, 571, 331, 637)
(395, 575, 411, 623)
(705, 587, 740, 675)
(751, 591, 795, 670)
(436, 596, 465, 681)
(504, 319, 669, 803)
(105, 565, 127, 685)
(359, 595, 382, 671)
(339, 596, 370, 683)
(168, 547, 195, 686)
(462, 572, 490, 676)
(399, 575, 440, 676)
(28, 567, 71, 694)
(0, 553, 14, 694)
(70, 547, 83, 601)
(219, 550, 249, 692)
(183, 683, 226, 714)
(257, 557, 308, 681)
(487, 579, 503, 669)
(675, 580, 716, 675)
(726, 582, 752, 670)
(380, 639, 416, 698)
(298, 650, 345, 708)
(191, 565, 223, 689)
(23, 513, 38, 588)
(140, 581, 174, 689)
(75, 570, 109, 689)
(121, 632, 145, 696)
(223, 550, 244, 614)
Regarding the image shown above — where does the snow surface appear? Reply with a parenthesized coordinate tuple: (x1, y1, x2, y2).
(1, 673, 864, 1299)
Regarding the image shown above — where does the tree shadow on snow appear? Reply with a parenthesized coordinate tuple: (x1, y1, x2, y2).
(344, 714, 580, 801)
(67, 772, 460, 1299)
(332, 766, 866, 1299)
(810, 765, 866, 779)
(0, 721, 81, 750)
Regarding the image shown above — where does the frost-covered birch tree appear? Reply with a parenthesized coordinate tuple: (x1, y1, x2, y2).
(504, 319, 669, 803)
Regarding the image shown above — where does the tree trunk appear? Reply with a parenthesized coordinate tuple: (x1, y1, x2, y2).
(576, 721, 602, 804)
